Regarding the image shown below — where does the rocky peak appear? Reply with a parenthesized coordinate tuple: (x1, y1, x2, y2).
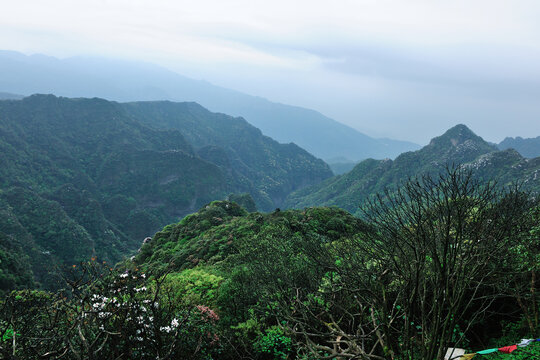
(426, 124, 496, 155)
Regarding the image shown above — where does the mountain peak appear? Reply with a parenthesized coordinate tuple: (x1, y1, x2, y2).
(428, 124, 492, 149)
(433, 124, 476, 144)
(420, 124, 498, 165)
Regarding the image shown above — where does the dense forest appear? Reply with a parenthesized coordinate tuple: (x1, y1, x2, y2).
(0, 96, 539, 359)
(0, 95, 331, 290)
(0, 168, 538, 359)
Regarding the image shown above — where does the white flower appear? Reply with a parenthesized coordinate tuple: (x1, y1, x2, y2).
(98, 312, 111, 319)
(160, 326, 172, 333)
(171, 318, 179, 328)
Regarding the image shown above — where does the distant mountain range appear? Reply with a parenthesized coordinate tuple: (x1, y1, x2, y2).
(285, 124, 540, 214)
(0, 50, 420, 161)
(498, 136, 540, 158)
(0, 92, 23, 100)
(0, 94, 331, 290)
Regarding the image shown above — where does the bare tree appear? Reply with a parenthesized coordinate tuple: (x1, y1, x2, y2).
(242, 167, 536, 360)
(356, 167, 535, 359)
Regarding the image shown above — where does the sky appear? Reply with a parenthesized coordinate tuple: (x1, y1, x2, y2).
(2, 0, 540, 144)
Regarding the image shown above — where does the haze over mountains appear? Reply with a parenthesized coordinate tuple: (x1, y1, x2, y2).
(1, 92, 539, 358)
(3, 1, 540, 356)
(284, 124, 540, 214)
(1, 51, 540, 295)
(498, 136, 540, 159)
(0, 50, 420, 162)
(1, 88, 538, 293)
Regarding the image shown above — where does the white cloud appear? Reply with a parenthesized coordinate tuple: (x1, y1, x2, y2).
(1, 0, 540, 142)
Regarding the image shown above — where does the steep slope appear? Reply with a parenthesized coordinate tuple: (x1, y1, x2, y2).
(122, 101, 332, 209)
(0, 50, 420, 160)
(0, 95, 229, 262)
(0, 95, 226, 287)
(0, 94, 334, 289)
(285, 125, 540, 214)
(499, 136, 540, 158)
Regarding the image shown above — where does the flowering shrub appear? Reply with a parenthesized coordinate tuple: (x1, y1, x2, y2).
(0, 261, 222, 359)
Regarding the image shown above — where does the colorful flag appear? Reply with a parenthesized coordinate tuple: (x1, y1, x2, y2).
(476, 348, 498, 355)
(518, 339, 535, 347)
(498, 345, 517, 354)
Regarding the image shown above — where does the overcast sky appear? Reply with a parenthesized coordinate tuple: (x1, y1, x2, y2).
(2, 0, 540, 143)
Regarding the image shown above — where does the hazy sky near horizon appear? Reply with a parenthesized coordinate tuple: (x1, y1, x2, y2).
(2, 0, 540, 143)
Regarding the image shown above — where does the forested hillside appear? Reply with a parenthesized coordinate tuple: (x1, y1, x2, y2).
(2, 169, 538, 358)
(285, 124, 540, 214)
(0, 97, 538, 359)
(122, 101, 332, 209)
(0, 95, 331, 290)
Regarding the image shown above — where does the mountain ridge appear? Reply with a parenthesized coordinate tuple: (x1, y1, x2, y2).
(0, 50, 420, 161)
(284, 124, 539, 213)
(0, 94, 332, 290)
(498, 135, 540, 158)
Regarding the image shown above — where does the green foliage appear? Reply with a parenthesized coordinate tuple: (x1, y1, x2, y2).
(123, 101, 333, 212)
(2, 187, 95, 266)
(1, 186, 538, 359)
(0, 95, 332, 291)
(0, 232, 34, 296)
(2, 99, 540, 360)
(0, 262, 223, 359)
(227, 193, 257, 212)
(163, 268, 224, 306)
(285, 124, 540, 214)
(254, 326, 292, 360)
(130, 201, 372, 358)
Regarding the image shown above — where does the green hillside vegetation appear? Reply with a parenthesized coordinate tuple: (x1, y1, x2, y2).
(1, 169, 538, 359)
(285, 124, 540, 214)
(122, 101, 332, 209)
(0, 92, 538, 358)
(0, 95, 331, 290)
